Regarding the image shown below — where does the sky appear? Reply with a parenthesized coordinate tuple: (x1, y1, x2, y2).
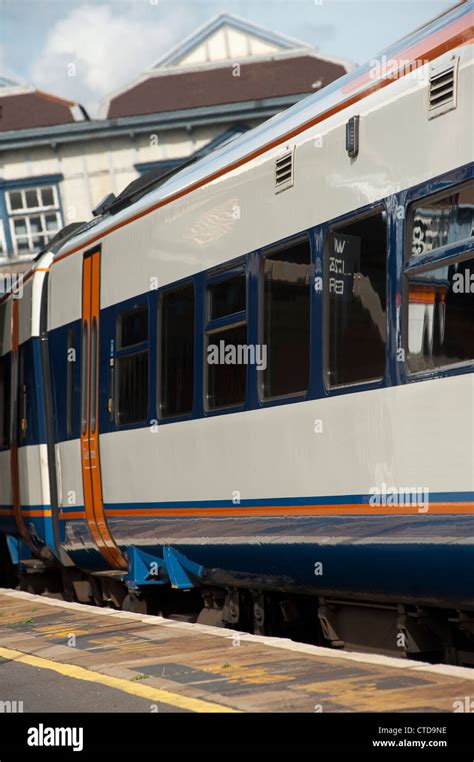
(0, 0, 454, 116)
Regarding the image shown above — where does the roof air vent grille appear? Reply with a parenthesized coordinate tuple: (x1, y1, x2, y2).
(428, 57, 458, 119)
(275, 149, 294, 193)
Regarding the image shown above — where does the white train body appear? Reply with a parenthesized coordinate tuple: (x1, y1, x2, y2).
(1, 2, 473, 612)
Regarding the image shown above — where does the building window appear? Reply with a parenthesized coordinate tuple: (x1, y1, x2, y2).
(406, 181, 474, 372)
(260, 239, 311, 399)
(115, 304, 149, 426)
(159, 284, 194, 418)
(206, 270, 246, 410)
(6, 185, 62, 255)
(326, 211, 387, 387)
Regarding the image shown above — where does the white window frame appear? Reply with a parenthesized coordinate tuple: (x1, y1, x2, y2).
(6, 185, 62, 256)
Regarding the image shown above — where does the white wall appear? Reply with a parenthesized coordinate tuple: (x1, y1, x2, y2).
(0, 122, 242, 263)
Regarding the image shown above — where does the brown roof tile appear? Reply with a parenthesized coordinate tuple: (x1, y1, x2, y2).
(0, 91, 83, 132)
(107, 55, 347, 119)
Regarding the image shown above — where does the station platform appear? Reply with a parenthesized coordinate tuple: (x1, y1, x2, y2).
(0, 589, 473, 713)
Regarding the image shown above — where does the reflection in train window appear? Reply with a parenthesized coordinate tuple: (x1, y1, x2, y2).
(407, 257, 474, 372)
(326, 211, 387, 387)
(408, 181, 474, 259)
(159, 283, 194, 418)
(260, 239, 310, 400)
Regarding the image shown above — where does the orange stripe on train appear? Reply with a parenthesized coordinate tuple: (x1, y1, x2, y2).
(103, 503, 474, 518)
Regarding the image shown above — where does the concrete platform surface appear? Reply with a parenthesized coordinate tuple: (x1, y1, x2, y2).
(0, 589, 473, 713)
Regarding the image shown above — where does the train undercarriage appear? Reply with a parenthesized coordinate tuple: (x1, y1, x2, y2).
(1, 535, 473, 667)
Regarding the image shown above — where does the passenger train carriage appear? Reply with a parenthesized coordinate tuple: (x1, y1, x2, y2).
(0, 1, 473, 660)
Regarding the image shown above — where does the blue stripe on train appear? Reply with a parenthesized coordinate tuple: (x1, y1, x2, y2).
(2, 489, 474, 517)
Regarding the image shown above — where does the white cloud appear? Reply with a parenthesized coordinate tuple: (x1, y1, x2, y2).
(30, 4, 193, 117)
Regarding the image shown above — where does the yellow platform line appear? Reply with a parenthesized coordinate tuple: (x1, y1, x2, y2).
(0, 647, 238, 713)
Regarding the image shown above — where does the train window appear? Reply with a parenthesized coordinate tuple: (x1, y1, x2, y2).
(206, 271, 246, 410)
(406, 257, 474, 372)
(408, 181, 474, 259)
(115, 304, 149, 427)
(117, 305, 148, 349)
(115, 351, 148, 426)
(207, 323, 247, 409)
(260, 239, 310, 400)
(325, 211, 387, 387)
(209, 274, 245, 320)
(159, 284, 194, 418)
(0, 355, 10, 449)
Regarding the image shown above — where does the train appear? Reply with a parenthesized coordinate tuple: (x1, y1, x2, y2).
(0, 0, 473, 662)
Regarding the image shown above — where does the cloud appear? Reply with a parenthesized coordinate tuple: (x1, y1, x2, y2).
(30, 3, 193, 117)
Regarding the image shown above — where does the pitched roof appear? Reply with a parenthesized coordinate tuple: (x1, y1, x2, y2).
(0, 86, 89, 132)
(107, 54, 348, 120)
(152, 12, 310, 69)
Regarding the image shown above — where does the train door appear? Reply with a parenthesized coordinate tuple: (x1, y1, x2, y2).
(10, 298, 36, 552)
(80, 248, 127, 570)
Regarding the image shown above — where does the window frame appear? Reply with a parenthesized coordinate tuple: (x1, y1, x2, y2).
(114, 300, 150, 428)
(323, 205, 389, 392)
(402, 177, 474, 379)
(158, 280, 196, 421)
(204, 263, 248, 413)
(6, 185, 59, 214)
(6, 184, 62, 257)
(258, 233, 312, 404)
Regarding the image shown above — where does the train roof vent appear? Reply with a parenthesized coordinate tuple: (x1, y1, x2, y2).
(428, 57, 458, 119)
(275, 148, 294, 193)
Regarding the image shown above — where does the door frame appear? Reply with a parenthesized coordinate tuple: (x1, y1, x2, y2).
(80, 247, 126, 569)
